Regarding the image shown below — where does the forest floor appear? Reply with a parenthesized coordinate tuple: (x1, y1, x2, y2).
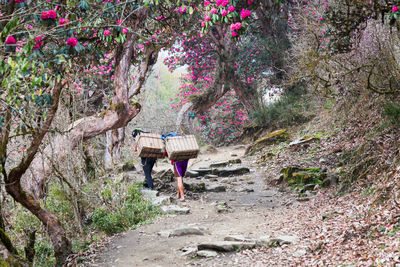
(81, 141, 400, 266)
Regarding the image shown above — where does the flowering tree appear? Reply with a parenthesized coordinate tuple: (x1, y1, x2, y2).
(0, 0, 294, 263)
(0, 0, 206, 263)
(165, 0, 292, 139)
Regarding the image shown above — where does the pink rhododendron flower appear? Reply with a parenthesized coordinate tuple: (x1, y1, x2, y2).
(104, 30, 111, 36)
(6, 36, 15, 44)
(179, 6, 187, 13)
(221, 9, 228, 16)
(216, 0, 222, 7)
(204, 0, 210, 7)
(59, 18, 69, 27)
(393, 6, 399, 13)
(240, 9, 251, 18)
(228, 5, 235, 12)
(205, 15, 211, 21)
(33, 36, 43, 50)
(231, 31, 238, 37)
(122, 28, 128, 34)
(42, 9, 57, 20)
(230, 22, 242, 30)
(66, 37, 77, 47)
(210, 8, 217, 14)
(201, 21, 206, 27)
(221, 0, 229, 7)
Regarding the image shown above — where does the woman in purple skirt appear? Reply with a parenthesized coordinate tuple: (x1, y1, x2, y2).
(173, 159, 189, 201)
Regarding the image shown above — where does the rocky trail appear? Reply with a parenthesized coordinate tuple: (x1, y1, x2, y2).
(81, 143, 400, 266)
(81, 146, 298, 266)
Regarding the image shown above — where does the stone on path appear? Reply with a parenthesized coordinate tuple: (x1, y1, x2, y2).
(269, 235, 298, 246)
(186, 170, 200, 178)
(183, 180, 205, 192)
(209, 159, 242, 169)
(204, 174, 219, 179)
(141, 189, 159, 200)
(256, 235, 271, 247)
(205, 183, 226, 192)
(214, 167, 250, 177)
(209, 161, 229, 168)
(181, 247, 197, 256)
(154, 169, 174, 180)
(224, 235, 255, 242)
(171, 226, 206, 236)
(197, 250, 218, 257)
(161, 205, 190, 215)
(158, 226, 206, 237)
(215, 202, 232, 213)
(190, 168, 212, 176)
(151, 196, 171, 206)
(198, 241, 256, 252)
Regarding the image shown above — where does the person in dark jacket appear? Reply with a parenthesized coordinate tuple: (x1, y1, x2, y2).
(132, 129, 156, 190)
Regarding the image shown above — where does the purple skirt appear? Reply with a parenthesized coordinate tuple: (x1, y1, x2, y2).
(174, 160, 189, 177)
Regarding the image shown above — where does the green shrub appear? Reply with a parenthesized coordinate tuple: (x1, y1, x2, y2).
(34, 237, 55, 267)
(92, 208, 125, 235)
(383, 102, 400, 124)
(250, 83, 312, 128)
(92, 185, 159, 236)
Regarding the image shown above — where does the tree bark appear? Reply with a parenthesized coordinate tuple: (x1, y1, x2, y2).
(104, 127, 125, 169)
(26, 7, 150, 199)
(177, 25, 259, 128)
(1, 81, 72, 266)
(104, 46, 158, 170)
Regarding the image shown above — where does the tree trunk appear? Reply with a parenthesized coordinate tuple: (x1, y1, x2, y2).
(1, 81, 72, 266)
(177, 25, 259, 127)
(104, 127, 125, 169)
(6, 182, 71, 265)
(26, 7, 150, 199)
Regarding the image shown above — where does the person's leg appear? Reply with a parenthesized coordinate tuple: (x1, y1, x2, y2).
(141, 158, 149, 188)
(142, 158, 154, 189)
(173, 163, 180, 199)
(176, 176, 184, 201)
(175, 161, 187, 201)
(146, 158, 156, 189)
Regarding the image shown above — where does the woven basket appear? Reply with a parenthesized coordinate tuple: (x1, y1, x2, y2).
(165, 135, 199, 161)
(136, 133, 164, 158)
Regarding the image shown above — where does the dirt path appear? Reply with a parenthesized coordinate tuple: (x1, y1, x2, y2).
(87, 146, 297, 267)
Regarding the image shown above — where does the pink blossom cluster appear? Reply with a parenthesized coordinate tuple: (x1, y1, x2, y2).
(240, 9, 251, 19)
(59, 18, 69, 27)
(179, 6, 187, 14)
(6, 36, 16, 45)
(41, 10, 57, 20)
(33, 36, 43, 50)
(230, 22, 242, 30)
(216, 0, 229, 7)
(66, 37, 77, 47)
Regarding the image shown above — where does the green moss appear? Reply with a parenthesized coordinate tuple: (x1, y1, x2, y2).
(280, 166, 326, 186)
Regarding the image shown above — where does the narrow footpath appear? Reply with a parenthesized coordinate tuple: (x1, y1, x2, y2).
(87, 146, 303, 266)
